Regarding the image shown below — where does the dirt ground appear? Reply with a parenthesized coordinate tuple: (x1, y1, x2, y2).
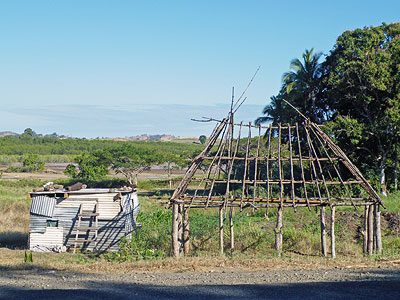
(1, 265, 400, 299)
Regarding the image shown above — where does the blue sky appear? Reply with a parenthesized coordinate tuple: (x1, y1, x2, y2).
(1, 0, 399, 138)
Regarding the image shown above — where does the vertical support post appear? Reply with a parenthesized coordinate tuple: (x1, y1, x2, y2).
(219, 205, 224, 255)
(374, 203, 382, 254)
(171, 202, 179, 258)
(362, 205, 368, 254)
(321, 205, 327, 257)
(230, 206, 234, 252)
(183, 205, 190, 255)
(275, 205, 283, 256)
(367, 204, 374, 256)
(331, 206, 336, 259)
(178, 204, 183, 256)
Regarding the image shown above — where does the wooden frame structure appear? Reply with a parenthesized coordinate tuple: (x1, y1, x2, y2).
(168, 107, 384, 258)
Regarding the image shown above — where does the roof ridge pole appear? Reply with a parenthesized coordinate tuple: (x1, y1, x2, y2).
(296, 123, 310, 210)
(240, 122, 252, 210)
(278, 123, 284, 207)
(288, 123, 296, 211)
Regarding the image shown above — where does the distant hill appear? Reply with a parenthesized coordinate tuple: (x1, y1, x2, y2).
(109, 134, 199, 143)
(0, 131, 18, 137)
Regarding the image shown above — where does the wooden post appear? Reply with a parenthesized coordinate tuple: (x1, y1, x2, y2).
(178, 204, 183, 256)
(331, 206, 336, 259)
(183, 205, 190, 255)
(219, 206, 224, 255)
(275, 205, 283, 256)
(321, 205, 327, 257)
(230, 206, 234, 252)
(171, 202, 179, 257)
(362, 205, 368, 254)
(367, 204, 374, 256)
(374, 203, 382, 254)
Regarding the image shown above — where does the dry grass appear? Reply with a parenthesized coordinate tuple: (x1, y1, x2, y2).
(1, 248, 400, 274)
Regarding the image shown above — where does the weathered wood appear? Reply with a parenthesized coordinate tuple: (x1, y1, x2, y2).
(183, 206, 190, 255)
(171, 203, 180, 257)
(374, 203, 382, 254)
(367, 204, 374, 256)
(178, 204, 183, 256)
(240, 123, 252, 208)
(219, 206, 224, 255)
(331, 206, 336, 259)
(296, 123, 310, 209)
(278, 124, 283, 206)
(230, 207, 234, 252)
(362, 205, 368, 254)
(321, 206, 327, 257)
(275, 205, 283, 256)
(288, 124, 295, 209)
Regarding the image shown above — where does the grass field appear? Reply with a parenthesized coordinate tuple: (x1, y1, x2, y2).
(0, 176, 400, 273)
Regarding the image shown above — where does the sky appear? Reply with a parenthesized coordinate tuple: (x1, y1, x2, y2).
(1, 0, 399, 138)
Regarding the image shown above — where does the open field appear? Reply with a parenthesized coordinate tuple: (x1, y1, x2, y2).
(1, 172, 400, 299)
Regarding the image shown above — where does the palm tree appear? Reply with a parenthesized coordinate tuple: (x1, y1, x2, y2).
(282, 48, 323, 122)
(255, 95, 287, 126)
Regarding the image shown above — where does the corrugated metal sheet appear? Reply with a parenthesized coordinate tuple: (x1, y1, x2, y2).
(30, 195, 56, 217)
(28, 190, 140, 252)
(29, 215, 47, 233)
(30, 227, 64, 250)
(56, 193, 121, 220)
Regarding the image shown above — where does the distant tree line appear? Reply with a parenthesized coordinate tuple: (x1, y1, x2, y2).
(256, 23, 400, 195)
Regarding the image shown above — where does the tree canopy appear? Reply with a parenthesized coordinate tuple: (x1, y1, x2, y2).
(256, 22, 400, 194)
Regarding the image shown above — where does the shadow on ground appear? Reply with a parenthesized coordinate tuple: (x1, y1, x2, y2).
(0, 267, 399, 300)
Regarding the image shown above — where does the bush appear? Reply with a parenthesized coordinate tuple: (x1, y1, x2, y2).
(21, 154, 45, 172)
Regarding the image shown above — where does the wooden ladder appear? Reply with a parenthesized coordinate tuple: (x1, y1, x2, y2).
(73, 203, 99, 253)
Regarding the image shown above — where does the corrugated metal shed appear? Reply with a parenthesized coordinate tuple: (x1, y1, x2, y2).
(28, 189, 140, 253)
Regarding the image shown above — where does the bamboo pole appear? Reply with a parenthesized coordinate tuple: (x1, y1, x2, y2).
(171, 203, 179, 258)
(374, 203, 382, 254)
(240, 123, 252, 209)
(321, 206, 327, 257)
(362, 205, 368, 254)
(278, 124, 283, 206)
(219, 206, 224, 255)
(178, 204, 183, 256)
(367, 204, 374, 256)
(296, 123, 310, 210)
(266, 124, 273, 214)
(275, 205, 283, 256)
(183, 206, 190, 255)
(288, 124, 295, 210)
(230, 206, 234, 252)
(331, 206, 336, 259)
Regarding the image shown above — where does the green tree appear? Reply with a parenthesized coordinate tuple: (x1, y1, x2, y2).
(106, 145, 161, 185)
(22, 153, 45, 172)
(324, 23, 400, 195)
(282, 48, 325, 123)
(199, 135, 207, 145)
(64, 164, 78, 178)
(75, 151, 109, 181)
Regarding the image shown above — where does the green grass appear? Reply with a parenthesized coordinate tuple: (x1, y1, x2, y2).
(1, 178, 400, 262)
(382, 191, 400, 212)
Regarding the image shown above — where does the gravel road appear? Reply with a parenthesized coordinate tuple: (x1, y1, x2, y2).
(1, 266, 400, 299)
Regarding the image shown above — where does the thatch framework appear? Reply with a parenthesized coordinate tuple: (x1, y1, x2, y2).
(167, 106, 384, 258)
